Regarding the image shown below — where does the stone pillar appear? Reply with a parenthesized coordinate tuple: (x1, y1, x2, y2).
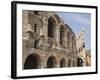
(39, 62, 45, 69)
(67, 30, 70, 48)
(69, 34, 72, 50)
(41, 12, 48, 39)
(72, 36, 74, 50)
(63, 31, 67, 48)
(55, 25, 60, 47)
(73, 37, 76, 52)
(71, 35, 73, 50)
(83, 62, 86, 66)
(56, 64, 60, 68)
(75, 58, 77, 67)
(40, 55, 48, 68)
(82, 57, 86, 66)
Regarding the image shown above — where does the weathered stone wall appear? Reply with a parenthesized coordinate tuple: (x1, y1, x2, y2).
(22, 10, 78, 69)
(76, 30, 87, 66)
(86, 50, 91, 66)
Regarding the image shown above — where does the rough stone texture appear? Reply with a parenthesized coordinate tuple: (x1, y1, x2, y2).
(86, 50, 91, 66)
(22, 10, 90, 69)
(76, 30, 91, 66)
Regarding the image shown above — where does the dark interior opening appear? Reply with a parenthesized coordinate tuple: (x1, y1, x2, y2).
(24, 55, 38, 69)
(77, 58, 83, 67)
(48, 18, 55, 38)
(60, 59, 66, 67)
(47, 56, 56, 68)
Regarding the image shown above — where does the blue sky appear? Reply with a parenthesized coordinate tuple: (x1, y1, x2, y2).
(56, 12, 91, 50)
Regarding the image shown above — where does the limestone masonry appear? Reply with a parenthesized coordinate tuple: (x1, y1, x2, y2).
(22, 10, 91, 69)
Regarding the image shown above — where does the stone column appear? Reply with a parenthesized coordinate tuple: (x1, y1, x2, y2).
(72, 35, 74, 50)
(41, 12, 48, 39)
(83, 62, 86, 66)
(63, 31, 67, 48)
(40, 55, 48, 68)
(73, 37, 76, 51)
(69, 33, 72, 50)
(56, 64, 60, 68)
(72, 36, 76, 51)
(82, 57, 86, 66)
(55, 25, 60, 47)
(67, 30, 70, 48)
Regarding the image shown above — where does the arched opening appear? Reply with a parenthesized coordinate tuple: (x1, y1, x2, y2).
(68, 59, 71, 67)
(24, 54, 40, 69)
(48, 17, 56, 38)
(77, 58, 83, 67)
(60, 26, 65, 46)
(47, 56, 57, 68)
(60, 58, 66, 67)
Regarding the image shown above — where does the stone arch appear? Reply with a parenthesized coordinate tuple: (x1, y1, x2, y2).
(48, 17, 57, 38)
(54, 14, 61, 23)
(68, 59, 71, 67)
(47, 55, 57, 68)
(60, 58, 66, 67)
(77, 58, 83, 67)
(24, 53, 41, 69)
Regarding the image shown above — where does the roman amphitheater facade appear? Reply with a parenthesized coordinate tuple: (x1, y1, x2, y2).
(22, 10, 79, 69)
